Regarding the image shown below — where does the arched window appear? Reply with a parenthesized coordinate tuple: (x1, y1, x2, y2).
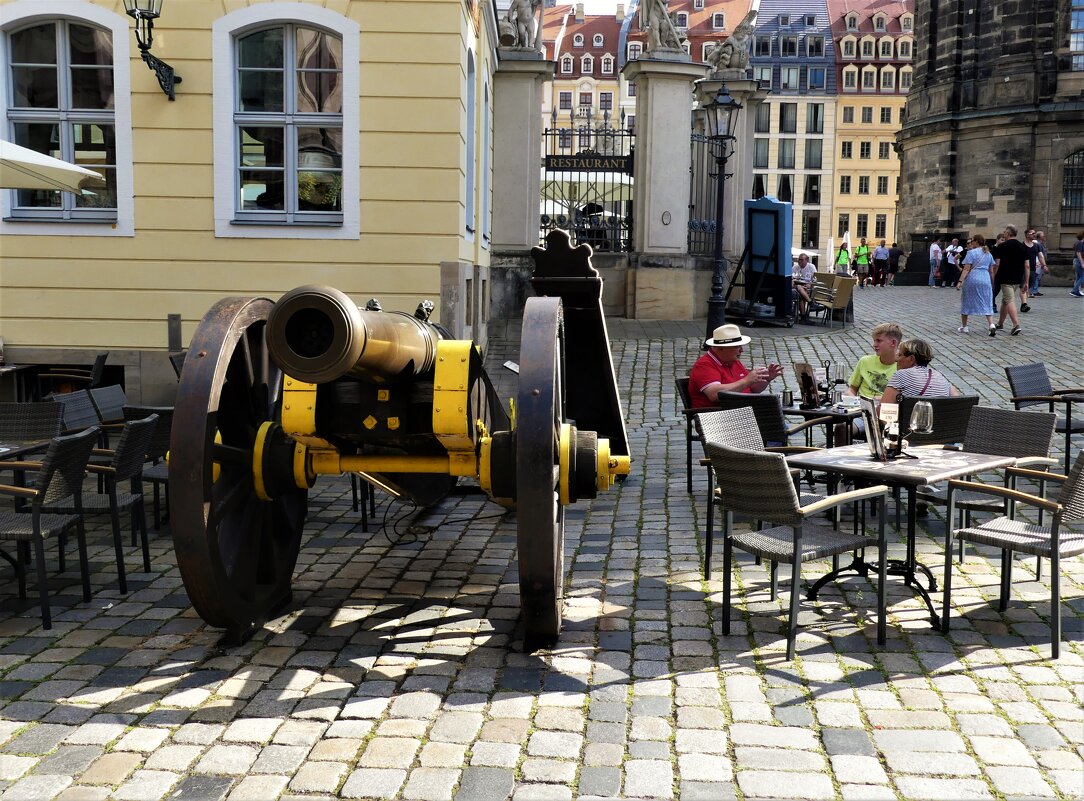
(581, 54, 593, 72)
(2, 2, 134, 236)
(212, 3, 359, 239)
(601, 56, 614, 73)
(573, 33, 584, 46)
(1063, 149, 1084, 225)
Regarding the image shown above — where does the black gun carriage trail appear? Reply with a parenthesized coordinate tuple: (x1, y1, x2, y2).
(168, 231, 630, 650)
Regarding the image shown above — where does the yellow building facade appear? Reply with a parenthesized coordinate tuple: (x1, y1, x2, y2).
(0, 0, 498, 402)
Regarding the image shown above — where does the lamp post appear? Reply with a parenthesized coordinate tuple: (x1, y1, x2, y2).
(123, 0, 182, 100)
(703, 85, 742, 341)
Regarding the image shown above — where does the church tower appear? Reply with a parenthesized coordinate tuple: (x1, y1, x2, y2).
(897, 0, 1084, 261)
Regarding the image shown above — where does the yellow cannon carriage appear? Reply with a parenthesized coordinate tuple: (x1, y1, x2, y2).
(169, 232, 630, 649)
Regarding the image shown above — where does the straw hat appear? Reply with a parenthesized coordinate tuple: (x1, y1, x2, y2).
(705, 323, 751, 348)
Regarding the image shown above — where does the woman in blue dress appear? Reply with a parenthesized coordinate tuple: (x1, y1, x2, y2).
(957, 234, 997, 336)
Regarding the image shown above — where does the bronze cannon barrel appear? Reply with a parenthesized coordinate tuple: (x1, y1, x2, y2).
(266, 285, 440, 384)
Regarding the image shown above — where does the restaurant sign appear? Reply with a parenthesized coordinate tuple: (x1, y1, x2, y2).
(544, 154, 633, 174)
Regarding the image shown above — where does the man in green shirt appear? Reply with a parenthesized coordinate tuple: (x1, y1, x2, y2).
(847, 322, 902, 399)
(853, 238, 871, 288)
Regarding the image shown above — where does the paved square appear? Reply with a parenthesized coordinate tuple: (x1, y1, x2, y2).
(0, 286, 1080, 799)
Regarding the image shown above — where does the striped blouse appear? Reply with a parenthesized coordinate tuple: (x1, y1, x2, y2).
(886, 366, 952, 398)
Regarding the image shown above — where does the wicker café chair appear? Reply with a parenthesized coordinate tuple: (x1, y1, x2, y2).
(917, 407, 1057, 563)
(676, 377, 716, 493)
(123, 406, 173, 532)
(715, 391, 831, 448)
(0, 401, 63, 442)
(697, 407, 828, 581)
(1005, 362, 1084, 475)
(897, 394, 979, 446)
(44, 416, 157, 593)
(0, 428, 99, 629)
(38, 352, 107, 396)
(942, 451, 1084, 658)
(705, 442, 890, 659)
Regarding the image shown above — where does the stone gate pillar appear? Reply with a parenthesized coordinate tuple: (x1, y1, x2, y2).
(623, 57, 708, 255)
(491, 52, 553, 250)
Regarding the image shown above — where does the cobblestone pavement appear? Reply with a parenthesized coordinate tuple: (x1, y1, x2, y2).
(0, 286, 1080, 801)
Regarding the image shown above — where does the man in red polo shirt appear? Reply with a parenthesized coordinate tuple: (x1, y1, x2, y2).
(689, 323, 783, 409)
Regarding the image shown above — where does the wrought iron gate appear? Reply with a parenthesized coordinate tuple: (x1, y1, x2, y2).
(540, 109, 634, 252)
(689, 132, 724, 256)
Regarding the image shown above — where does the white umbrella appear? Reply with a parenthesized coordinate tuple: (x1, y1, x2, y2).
(540, 168, 633, 216)
(0, 140, 105, 193)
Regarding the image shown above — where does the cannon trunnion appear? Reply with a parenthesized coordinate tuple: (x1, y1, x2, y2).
(170, 235, 630, 649)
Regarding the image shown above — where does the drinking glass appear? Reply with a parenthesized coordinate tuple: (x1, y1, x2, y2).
(782, 389, 794, 407)
(831, 387, 844, 406)
(834, 364, 848, 384)
(909, 400, 934, 434)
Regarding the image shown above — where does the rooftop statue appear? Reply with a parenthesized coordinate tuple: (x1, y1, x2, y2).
(706, 10, 757, 71)
(642, 0, 683, 53)
(499, 0, 543, 50)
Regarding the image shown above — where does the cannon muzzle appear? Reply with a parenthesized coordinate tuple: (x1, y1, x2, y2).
(266, 285, 440, 384)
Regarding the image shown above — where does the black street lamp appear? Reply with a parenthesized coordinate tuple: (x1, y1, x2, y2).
(123, 0, 182, 100)
(703, 85, 742, 341)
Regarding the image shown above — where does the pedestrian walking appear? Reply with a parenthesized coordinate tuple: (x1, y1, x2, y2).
(992, 224, 1030, 336)
(1032, 230, 1049, 296)
(854, 237, 871, 287)
(887, 242, 906, 286)
(835, 243, 851, 275)
(957, 234, 997, 336)
(1020, 228, 1044, 312)
(929, 238, 943, 287)
(941, 238, 962, 287)
(1073, 230, 1084, 297)
(872, 239, 890, 287)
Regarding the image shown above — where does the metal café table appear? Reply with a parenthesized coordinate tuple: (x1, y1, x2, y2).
(784, 402, 861, 448)
(785, 444, 1015, 627)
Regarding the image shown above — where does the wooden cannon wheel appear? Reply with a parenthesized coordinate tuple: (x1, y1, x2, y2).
(170, 296, 307, 642)
(516, 296, 567, 651)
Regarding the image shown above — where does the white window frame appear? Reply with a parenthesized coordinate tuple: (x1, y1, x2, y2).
(581, 54, 593, 72)
(1, 0, 134, 238)
(573, 33, 584, 46)
(861, 37, 875, 57)
(601, 56, 614, 73)
(713, 13, 726, 30)
(880, 66, 895, 90)
(900, 67, 913, 90)
(212, 3, 359, 240)
(873, 14, 886, 31)
(807, 35, 824, 57)
(561, 56, 573, 73)
(879, 37, 893, 58)
(779, 15, 790, 26)
(862, 66, 877, 89)
(781, 66, 799, 90)
(693, 0, 704, 9)
(675, 12, 688, 28)
(898, 37, 913, 59)
(465, 49, 476, 240)
(842, 67, 858, 90)
(592, 33, 604, 47)
(846, 14, 859, 31)
(841, 36, 856, 58)
(901, 15, 913, 32)
(628, 42, 642, 60)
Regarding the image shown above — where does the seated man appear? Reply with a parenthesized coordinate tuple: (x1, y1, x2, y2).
(792, 253, 816, 320)
(689, 324, 783, 409)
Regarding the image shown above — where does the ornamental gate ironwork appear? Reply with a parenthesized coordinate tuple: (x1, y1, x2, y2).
(540, 109, 634, 252)
(689, 132, 724, 256)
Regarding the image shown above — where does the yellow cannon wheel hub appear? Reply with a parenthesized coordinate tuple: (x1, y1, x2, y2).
(558, 423, 573, 506)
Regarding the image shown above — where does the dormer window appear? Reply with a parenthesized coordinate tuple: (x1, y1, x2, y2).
(754, 36, 771, 56)
(593, 33, 604, 46)
(713, 13, 726, 29)
(861, 39, 875, 57)
(873, 15, 886, 31)
(842, 39, 856, 58)
(693, 0, 704, 8)
(573, 33, 584, 46)
(779, 14, 790, 26)
(581, 54, 593, 72)
(901, 15, 913, 32)
(601, 56, 614, 73)
(807, 36, 824, 57)
(899, 39, 912, 58)
(675, 12, 688, 28)
(781, 35, 798, 57)
(561, 56, 573, 73)
(846, 14, 858, 31)
(805, 14, 816, 26)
